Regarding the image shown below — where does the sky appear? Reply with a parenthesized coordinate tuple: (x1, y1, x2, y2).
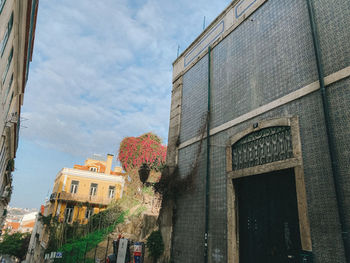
(10, 0, 231, 209)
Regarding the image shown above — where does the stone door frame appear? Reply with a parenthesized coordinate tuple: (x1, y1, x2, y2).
(226, 116, 312, 263)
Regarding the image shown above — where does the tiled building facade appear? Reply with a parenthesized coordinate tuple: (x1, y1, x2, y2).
(165, 0, 350, 262)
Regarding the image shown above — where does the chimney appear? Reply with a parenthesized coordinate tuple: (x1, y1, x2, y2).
(40, 205, 45, 215)
(105, 154, 113, 175)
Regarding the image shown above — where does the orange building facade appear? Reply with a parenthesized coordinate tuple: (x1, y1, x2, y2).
(48, 154, 125, 224)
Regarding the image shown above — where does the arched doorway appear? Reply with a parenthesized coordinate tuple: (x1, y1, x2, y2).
(226, 117, 312, 263)
(235, 168, 301, 262)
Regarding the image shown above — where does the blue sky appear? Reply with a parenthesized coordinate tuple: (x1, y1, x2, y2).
(10, 0, 230, 209)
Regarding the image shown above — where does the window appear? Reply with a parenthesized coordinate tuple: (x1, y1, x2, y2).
(0, 12, 13, 56)
(0, 139, 6, 175)
(90, 183, 98, 196)
(70, 180, 79, 194)
(0, 150, 6, 176)
(108, 186, 115, 199)
(2, 47, 13, 84)
(0, 0, 6, 14)
(85, 207, 93, 219)
(5, 92, 13, 118)
(89, 167, 98, 172)
(3, 73, 13, 104)
(64, 206, 74, 223)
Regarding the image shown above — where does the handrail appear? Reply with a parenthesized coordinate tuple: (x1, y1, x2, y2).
(50, 191, 115, 205)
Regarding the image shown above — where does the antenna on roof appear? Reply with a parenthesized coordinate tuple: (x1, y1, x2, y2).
(91, 153, 105, 162)
(44, 189, 50, 202)
(203, 16, 206, 30)
(177, 45, 180, 58)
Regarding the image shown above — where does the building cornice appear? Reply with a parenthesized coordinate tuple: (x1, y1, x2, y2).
(55, 168, 125, 185)
(178, 65, 350, 150)
(172, 0, 266, 81)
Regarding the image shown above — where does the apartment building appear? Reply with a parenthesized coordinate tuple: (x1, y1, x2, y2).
(0, 0, 38, 226)
(26, 203, 50, 263)
(26, 155, 126, 262)
(2, 211, 37, 235)
(49, 154, 125, 224)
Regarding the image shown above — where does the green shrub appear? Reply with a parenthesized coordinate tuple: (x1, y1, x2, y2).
(146, 230, 164, 263)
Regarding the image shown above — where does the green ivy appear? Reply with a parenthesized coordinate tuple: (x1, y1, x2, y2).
(55, 211, 127, 262)
(39, 213, 52, 225)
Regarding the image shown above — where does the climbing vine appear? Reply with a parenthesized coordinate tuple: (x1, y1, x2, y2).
(118, 132, 167, 171)
(154, 112, 209, 200)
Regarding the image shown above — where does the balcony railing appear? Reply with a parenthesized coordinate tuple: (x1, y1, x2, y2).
(49, 191, 114, 206)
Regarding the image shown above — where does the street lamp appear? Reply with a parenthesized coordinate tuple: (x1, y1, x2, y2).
(138, 163, 150, 184)
(138, 163, 155, 187)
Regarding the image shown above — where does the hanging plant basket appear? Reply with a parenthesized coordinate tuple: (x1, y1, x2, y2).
(138, 163, 151, 184)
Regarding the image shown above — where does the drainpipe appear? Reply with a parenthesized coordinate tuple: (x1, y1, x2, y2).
(306, 0, 349, 261)
(204, 46, 211, 263)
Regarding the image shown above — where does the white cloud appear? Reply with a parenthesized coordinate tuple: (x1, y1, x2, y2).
(21, 0, 230, 158)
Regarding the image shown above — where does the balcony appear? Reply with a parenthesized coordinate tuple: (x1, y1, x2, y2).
(49, 193, 57, 202)
(49, 191, 114, 206)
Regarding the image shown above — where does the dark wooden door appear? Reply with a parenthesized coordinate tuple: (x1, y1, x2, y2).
(235, 169, 301, 263)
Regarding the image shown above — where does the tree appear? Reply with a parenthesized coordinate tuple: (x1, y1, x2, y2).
(0, 232, 31, 260)
(118, 132, 167, 171)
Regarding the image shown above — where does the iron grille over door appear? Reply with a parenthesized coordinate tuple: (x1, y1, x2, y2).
(232, 126, 293, 170)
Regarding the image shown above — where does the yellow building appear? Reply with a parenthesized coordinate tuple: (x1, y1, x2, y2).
(48, 154, 125, 224)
